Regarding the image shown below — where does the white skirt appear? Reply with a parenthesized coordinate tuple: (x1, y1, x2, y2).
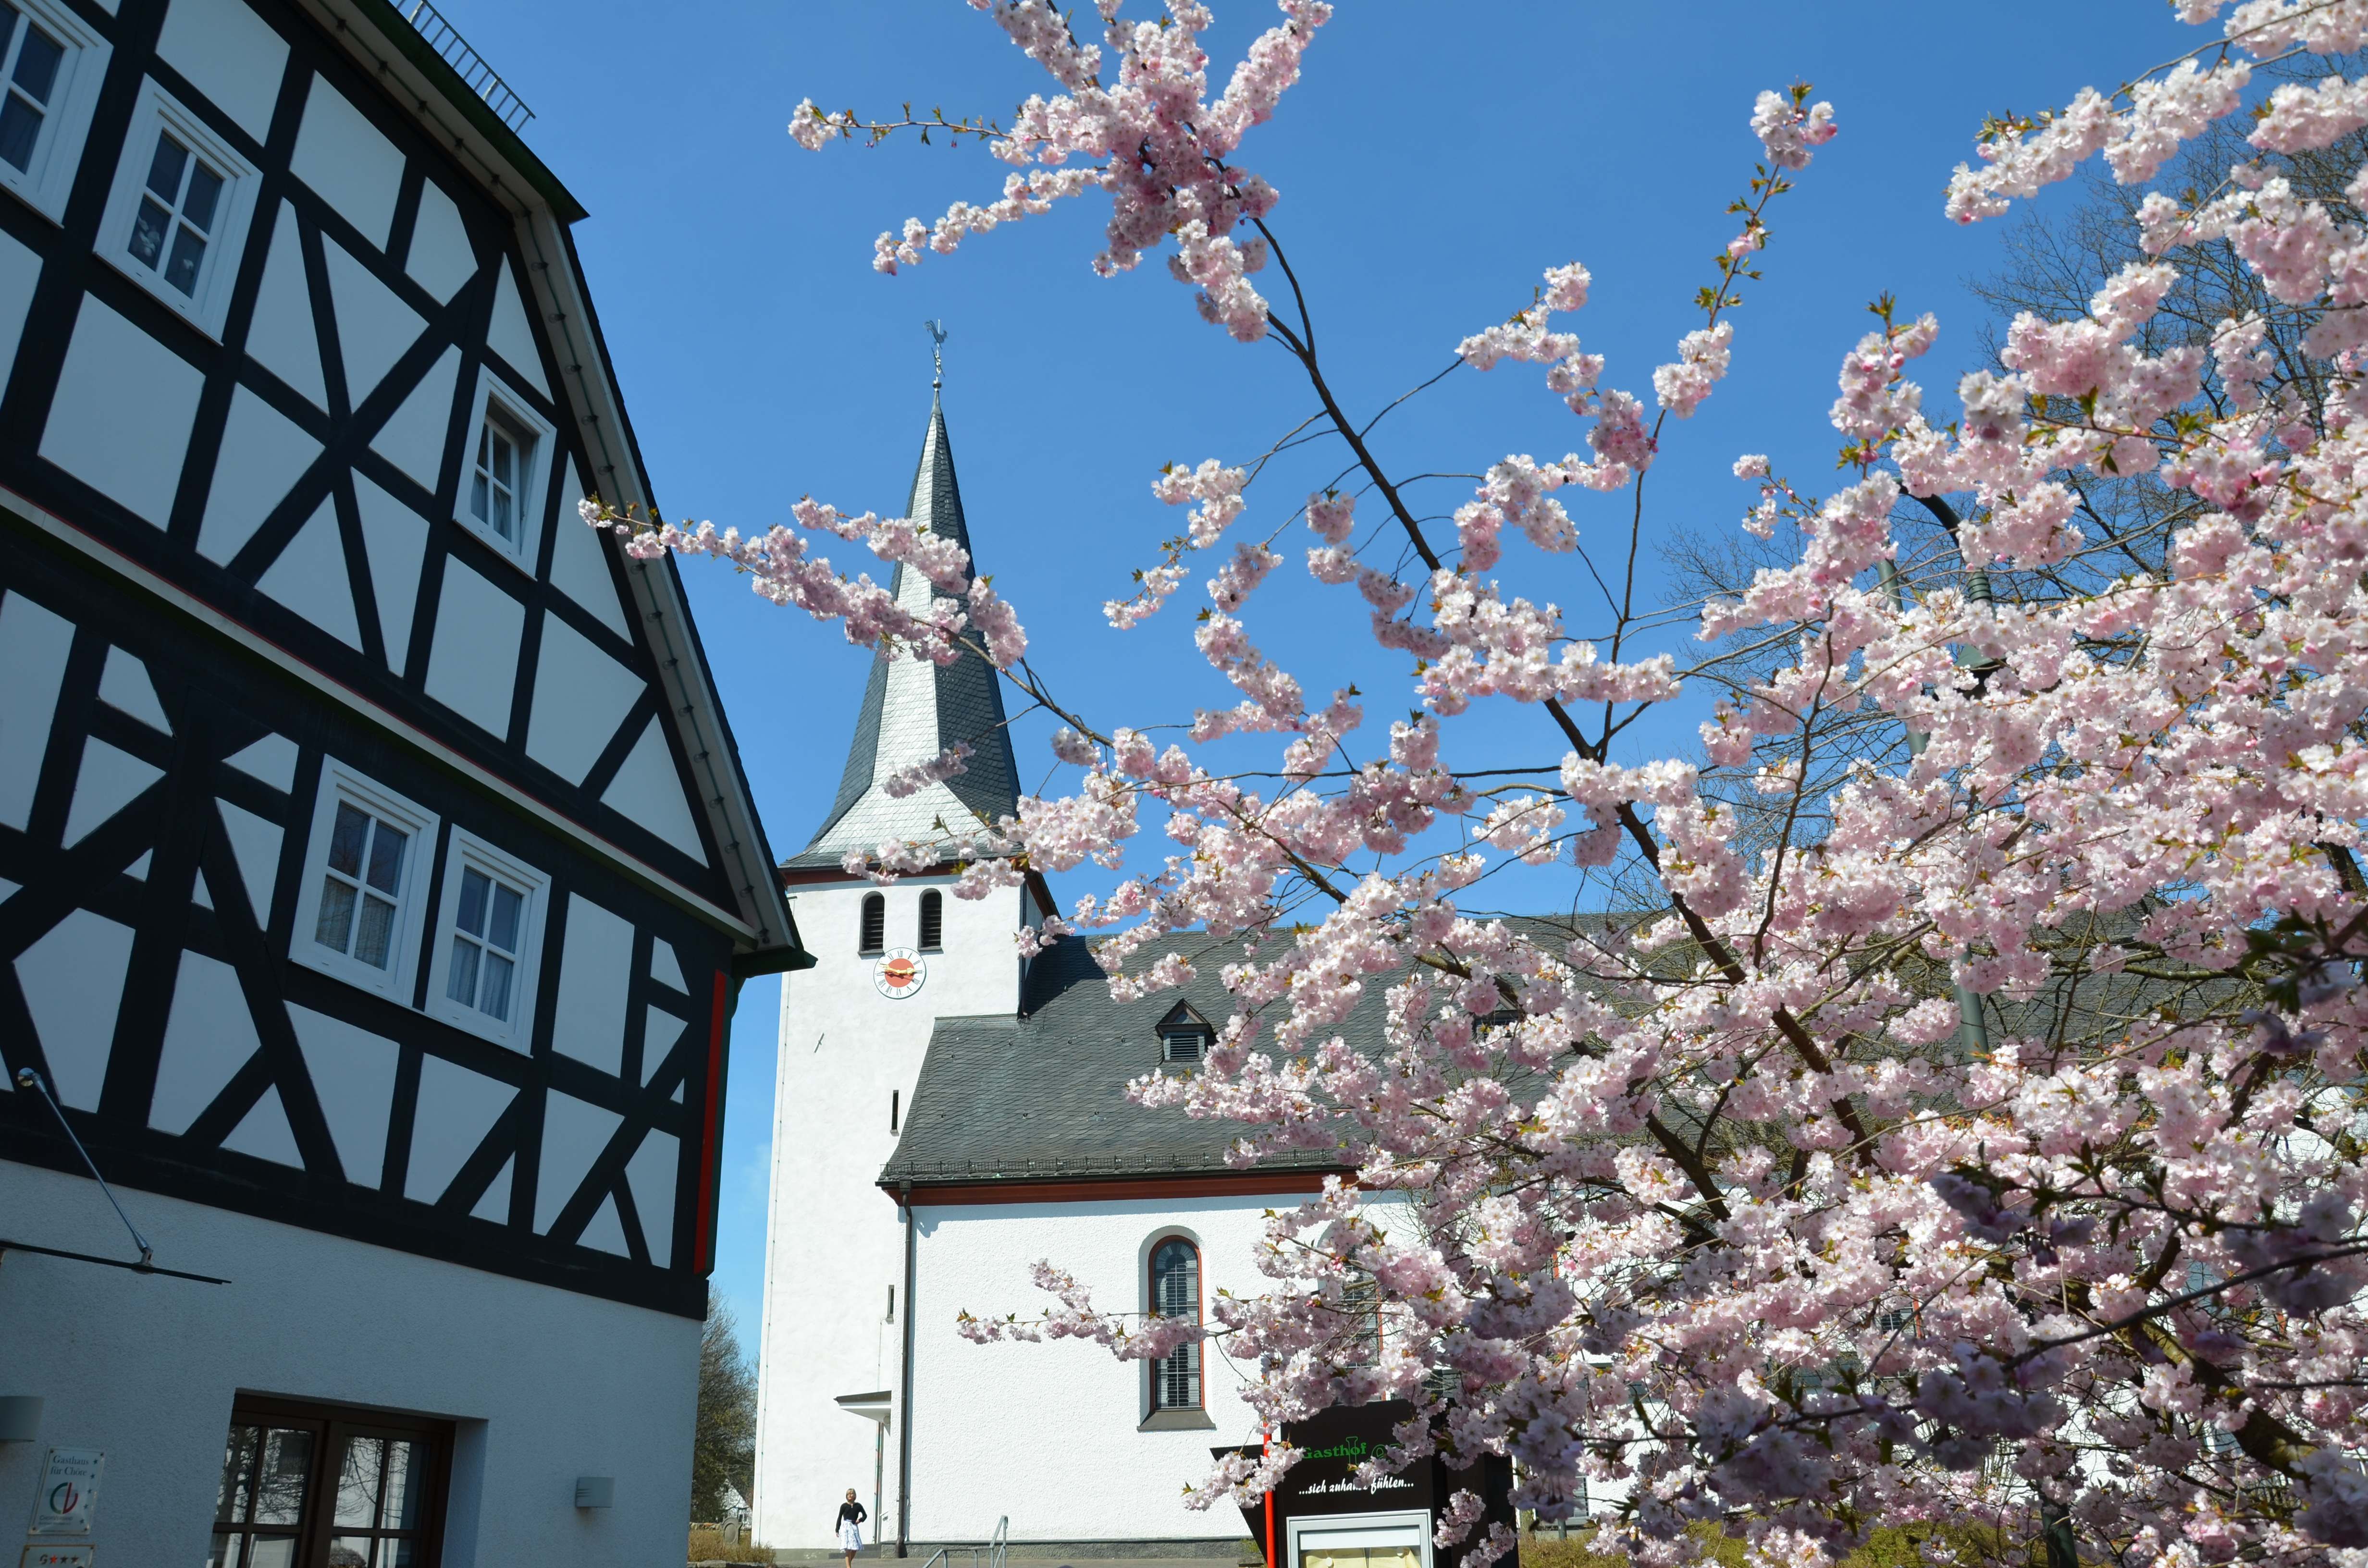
(841, 1522, 864, 1552)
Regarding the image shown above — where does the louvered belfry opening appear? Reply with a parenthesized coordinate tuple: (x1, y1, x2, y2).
(918, 889, 943, 951)
(859, 892, 885, 956)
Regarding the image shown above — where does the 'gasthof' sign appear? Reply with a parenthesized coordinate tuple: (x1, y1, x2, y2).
(29, 1447, 104, 1535)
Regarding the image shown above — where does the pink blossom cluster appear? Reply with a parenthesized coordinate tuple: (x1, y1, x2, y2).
(797, 0, 1332, 331)
(663, 9, 2368, 1565)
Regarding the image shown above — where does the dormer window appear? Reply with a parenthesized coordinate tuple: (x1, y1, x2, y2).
(1156, 1001, 1210, 1065)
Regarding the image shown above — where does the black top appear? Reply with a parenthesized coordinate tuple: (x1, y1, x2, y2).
(838, 1501, 868, 1528)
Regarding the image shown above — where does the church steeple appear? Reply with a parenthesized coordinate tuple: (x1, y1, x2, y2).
(786, 380, 1021, 869)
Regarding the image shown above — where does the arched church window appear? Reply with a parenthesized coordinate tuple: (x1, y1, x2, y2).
(918, 889, 943, 952)
(859, 892, 885, 956)
(1148, 1237, 1202, 1410)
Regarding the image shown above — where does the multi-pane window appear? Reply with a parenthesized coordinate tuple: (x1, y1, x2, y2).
(102, 83, 258, 334)
(444, 864, 525, 1021)
(455, 376, 557, 570)
(208, 1401, 446, 1568)
(469, 411, 530, 547)
(425, 834, 545, 1049)
(313, 801, 410, 971)
(330, 1433, 429, 1565)
(917, 889, 943, 951)
(209, 1421, 313, 1567)
(1149, 1237, 1202, 1410)
(0, 2, 63, 175)
(126, 126, 223, 297)
(294, 764, 434, 1003)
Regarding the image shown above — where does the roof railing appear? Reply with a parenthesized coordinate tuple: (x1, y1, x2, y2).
(398, 0, 534, 133)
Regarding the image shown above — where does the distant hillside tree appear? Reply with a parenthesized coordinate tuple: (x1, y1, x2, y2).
(691, 1298, 756, 1522)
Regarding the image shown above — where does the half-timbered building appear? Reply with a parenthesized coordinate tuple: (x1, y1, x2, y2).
(0, 1, 806, 1563)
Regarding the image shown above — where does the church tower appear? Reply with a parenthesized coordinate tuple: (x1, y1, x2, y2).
(752, 381, 1046, 1551)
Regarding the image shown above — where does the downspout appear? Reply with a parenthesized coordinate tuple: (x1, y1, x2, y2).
(898, 1180, 917, 1558)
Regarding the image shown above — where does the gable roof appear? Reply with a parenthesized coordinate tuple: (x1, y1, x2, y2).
(788, 393, 1022, 871)
(879, 906, 2209, 1193)
(878, 935, 1364, 1189)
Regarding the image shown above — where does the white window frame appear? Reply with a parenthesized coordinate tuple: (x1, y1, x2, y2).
(0, 0, 109, 224)
(454, 369, 554, 573)
(1286, 1511, 1433, 1568)
(422, 829, 548, 1051)
(98, 78, 263, 338)
(290, 759, 436, 1004)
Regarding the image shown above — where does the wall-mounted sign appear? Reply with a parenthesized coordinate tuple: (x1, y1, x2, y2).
(28, 1447, 103, 1535)
(1218, 1405, 1514, 1568)
(873, 947, 926, 999)
(22, 1544, 98, 1568)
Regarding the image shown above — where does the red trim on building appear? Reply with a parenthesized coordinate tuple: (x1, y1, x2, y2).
(879, 1169, 1345, 1207)
(696, 970, 729, 1274)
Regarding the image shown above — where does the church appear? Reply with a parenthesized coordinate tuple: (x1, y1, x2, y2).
(0, 0, 805, 1563)
(753, 392, 1421, 1559)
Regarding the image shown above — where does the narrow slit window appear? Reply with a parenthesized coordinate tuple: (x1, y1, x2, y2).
(1148, 1237, 1202, 1410)
(312, 801, 409, 970)
(917, 889, 942, 951)
(444, 865, 527, 1022)
(0, 3, 64, 175)
(125, 126, 224, 298)
(469, 410, 533, 546)
(859, 892, 885, 956)
(889, 1089, 899, 1132)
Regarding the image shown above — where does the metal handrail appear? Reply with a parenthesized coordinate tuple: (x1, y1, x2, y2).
(918, 1516, 1008, 1568)
(399, 0, 535, 132)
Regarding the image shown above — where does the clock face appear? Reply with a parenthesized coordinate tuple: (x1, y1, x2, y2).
(874, 947, 926, 999)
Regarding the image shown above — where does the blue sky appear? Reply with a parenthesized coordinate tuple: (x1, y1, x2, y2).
(443, 0, 2199, 1342)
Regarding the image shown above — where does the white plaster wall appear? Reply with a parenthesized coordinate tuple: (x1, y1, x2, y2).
(0, 1161, 700, 1568)
(905, 1192, 1305, 1546)
(752, 873, 1031, 1551)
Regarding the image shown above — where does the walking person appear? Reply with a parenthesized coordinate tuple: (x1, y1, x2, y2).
(837, 1488, 868, 1566)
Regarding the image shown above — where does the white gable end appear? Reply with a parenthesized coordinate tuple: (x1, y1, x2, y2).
(406, 180, 477, 304)
(199, 386, 321, 564)
(487, 258, 549, 395)
(290, 75, 404, 248)
(322, 233, 425, 404)
(369, 343, 459, 490)
(550, 460, 630, 637)
(155, 0, 287, 143)
(258, 498, 362, 648)
(41, 297, 203, 527)
(600, 718, 705, 863)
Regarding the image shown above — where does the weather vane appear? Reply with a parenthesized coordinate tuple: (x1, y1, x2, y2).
(925, 319, 947, 389)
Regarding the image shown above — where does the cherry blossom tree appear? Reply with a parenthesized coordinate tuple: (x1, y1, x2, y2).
(590, 4, 2368, 1565)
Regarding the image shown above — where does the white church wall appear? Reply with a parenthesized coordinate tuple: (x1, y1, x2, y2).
(903, 1189, 1316, 1547)
(0, 1160, 699, 1568)
(752, 873, 1033, 1551)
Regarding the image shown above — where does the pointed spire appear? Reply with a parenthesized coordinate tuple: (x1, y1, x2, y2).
(787, 380, 1021, 870)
